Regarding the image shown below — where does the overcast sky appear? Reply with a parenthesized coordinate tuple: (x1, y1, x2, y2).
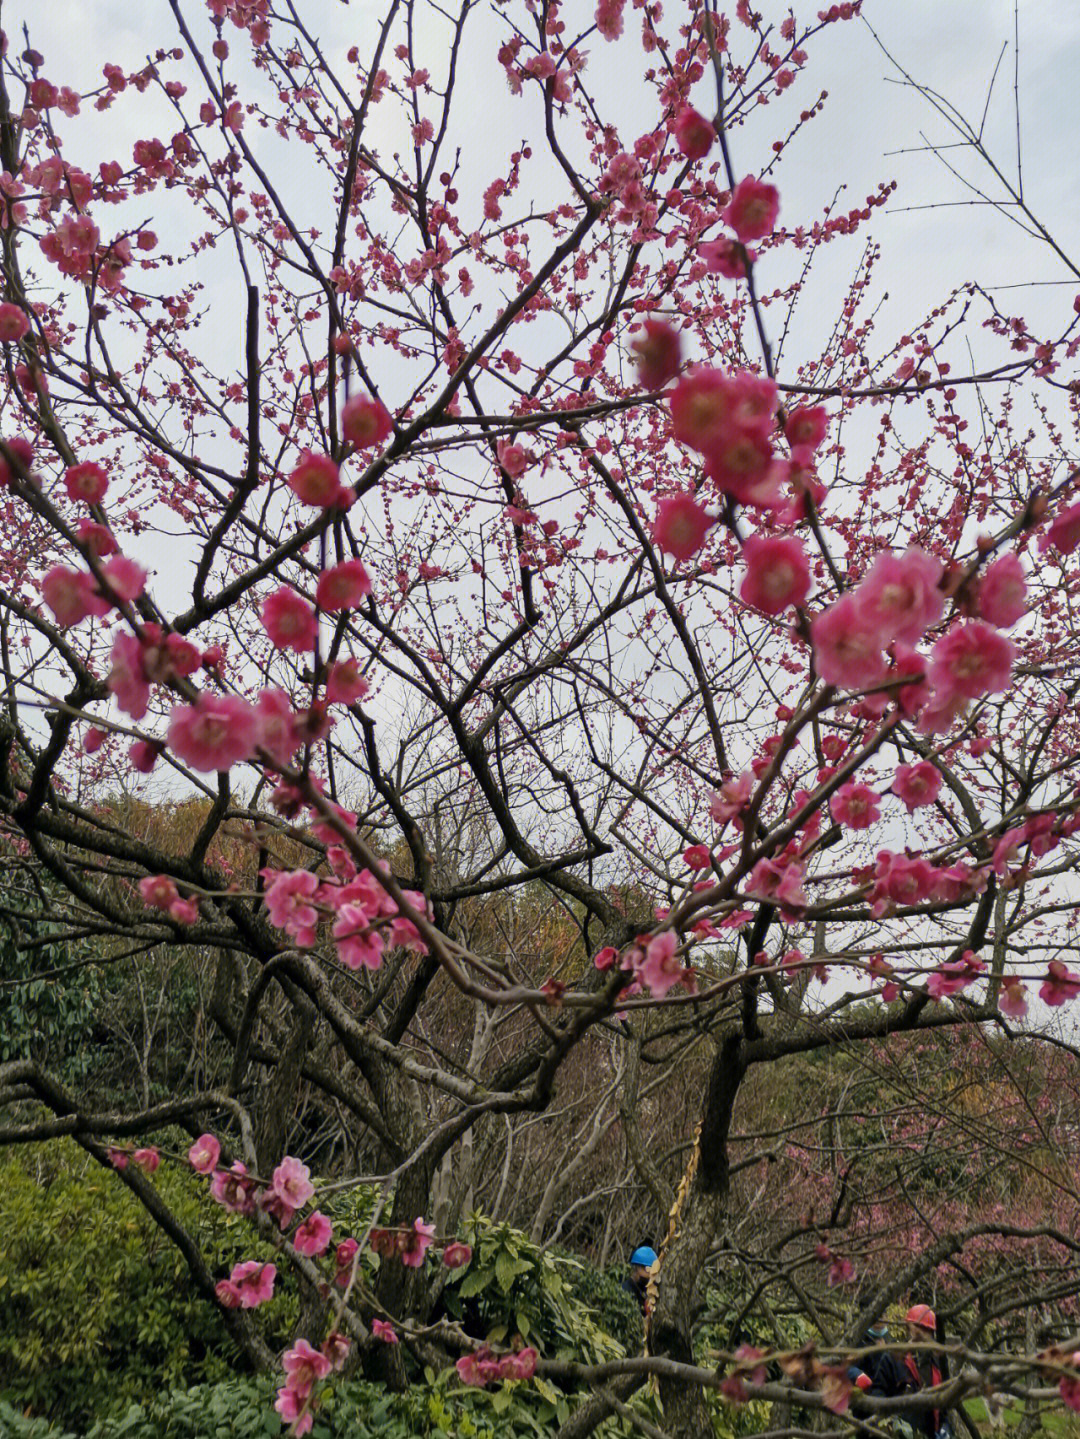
(17, 0, 1080, 329)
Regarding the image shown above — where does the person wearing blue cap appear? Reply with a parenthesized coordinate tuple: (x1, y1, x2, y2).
(624, 1243, 658, 1313)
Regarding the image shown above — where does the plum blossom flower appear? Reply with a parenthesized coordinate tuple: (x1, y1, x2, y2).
(0, 302, 30, 342)
(708, 771, 754, 825)
(372, 1318, 398, 1343)
(210, 1161, 257, 1214)
(443, 1240, 473, 1268)
(272, 1155, 315, 1210)
(316, 559, 371, 612)
(168, 693, 257, 772)
(285, 450, 344, 507)
(41, 566, 110, 627)
(261, 587, 317, 651)
(0, 436, 35, 488)
(810, 593, 887, 690)
(997, 975, 1027, 1019)
(830, 781, 881, 830)
(977, 552, 1027, 628)
(263, 869, 320, 947)
(1040, 961, 1080, 1007)
(871, 851, 935, 911)
(341, 395, 393, 448)
(333, 904, 385, 970)
(638, 930, 684, 997)
(502, 1348, 539, 1380)
(893, 760, 942, 812)
(928, 620, 1014, 702)
(1038, 500, 1080, 556)
(652, 492, 713, 560)
(229, 1259, 276, 1308)
(273, 1386, 312, 1437)
(673, 105, 715, 160)
(722, 175, 779, 242)
(784, 406, 828, 450)
(739, 534, 810, 614)
(926, 950, 985, 999)
(188, 1133, 221, 1174)
(63, 461, 108, 504)
(293, 1211, 333, 1256)
(630, 318, 681, 389)
(400, 1217, 436, 1267)
(700, 236, 751, 279)
(326, 657, 371, 705)
(282, 1338, 331, 1396)
(854, 547, 944, 646)
(595, 0, 625, 39)
(132, 1147, 160, 1172)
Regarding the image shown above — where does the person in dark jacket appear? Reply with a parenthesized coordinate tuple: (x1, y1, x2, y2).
(623, 1244, 658, 1315)
(871, 1304, 946, 1438)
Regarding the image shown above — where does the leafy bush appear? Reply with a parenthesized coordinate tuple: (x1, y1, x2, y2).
(443, 1216, 627, 1368)
(2, 1373, 573, 1439)
(0, 1141, 295, 1427)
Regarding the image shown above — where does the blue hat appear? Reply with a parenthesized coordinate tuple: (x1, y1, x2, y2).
(630, 1246, 658, 1267)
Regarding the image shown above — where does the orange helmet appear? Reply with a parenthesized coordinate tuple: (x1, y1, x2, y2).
(905, 1303, 936, 1331)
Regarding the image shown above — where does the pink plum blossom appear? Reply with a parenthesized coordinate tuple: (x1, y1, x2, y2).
(638, 930, 683, 997)
(630, 318, 682, 389)
(0, 302, 30, 341)
(740, 534, 810, 614)
(316, 559, 372, 612)
(261, 586, 317, 651)
(722, 175, 779, 242)
(998, 976, 1028, 1019)
(400, 1217, 436, 1267)
(784, 406, 828, 450)
(293, 1211, 333, 1256)
(854, 547, 944, 645)
(272, 1155, 315, 1210)
(372, 1318, 398, 1343)
(210, 1161, 257, 1214)
(263, 869, 320, 947)
(1040, 961, 1080, 1007)
(285, 450, 343, 507)
(652, 492, 713, 560)
(168, 693, 257, 772)
(63, 461, 108, 504)
(1038, 500, 1080, 556)
(673, 105, 715, 160)
(188, 1133, 221, 1174)
(229, 1259, 276, 1308)
(274, 1385, 313, 1436)
(443, 1241, 473, 1268)
(282, 1338, 331, 1396)
(700, 236, 750, 279)
(893, 760, 942, 812)
(977, 552, 1027, 628)
(830, 781, 881, 830)
(41, 566, 110, 627)
(928, 620, 1014, 701)
(708, 771, 754, 825)
(326, 657, 371, 705)
(341, 395, 393, 448)
(810, 593, 887, 690)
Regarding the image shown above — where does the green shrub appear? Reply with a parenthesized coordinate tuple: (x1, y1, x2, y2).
(443, 1216, 627, 1369)
(0, 1141, 295, 1427)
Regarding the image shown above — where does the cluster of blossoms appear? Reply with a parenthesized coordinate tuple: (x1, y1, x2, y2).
(183, 1131, 473, 1429)
(261, 848, 431, 974)
(811, 544, 1022, 729)
(593, 928, 696, 1000)
(456, 1344, 539, 1387)
(275, 1334, 349, 1436)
